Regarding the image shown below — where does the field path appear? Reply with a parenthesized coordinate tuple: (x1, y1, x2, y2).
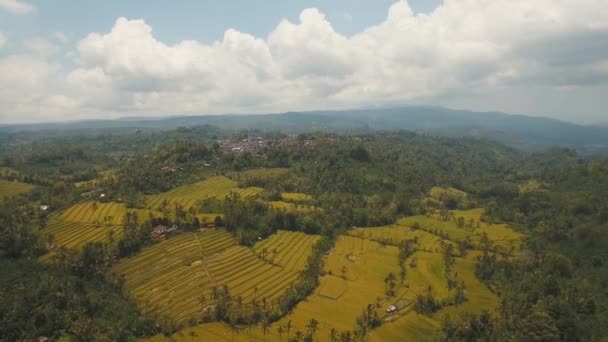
(194, 233, 217, 287)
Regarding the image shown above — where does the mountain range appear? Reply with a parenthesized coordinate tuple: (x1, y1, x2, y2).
(2, 106, 607, 154)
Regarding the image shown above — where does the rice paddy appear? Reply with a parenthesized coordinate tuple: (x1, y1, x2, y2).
(252, 230, 320, 272)
(281, 192, 312, 202)
(112, 230, 320, 327)
(0, 179, 35, 200)
(152, 208, 521, 341)
(145, 176, 237, 211)
(43, 218, 123, 249)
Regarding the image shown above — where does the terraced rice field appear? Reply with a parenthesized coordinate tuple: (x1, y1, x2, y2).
(113, 229, 310, 326)
(60, 201, 220, 226)
(235, 186, 264, 198)
(0, 179, 35, 200)
(236, 168, 289, 180)
(349, 224, 453, 253)
(74, 170, 116, 188)
(44, 218, 123, 249)
(398, 208, 524, 254)
(252, 230, 320, 272)
(0, 167, 19, 178)
(150, 209, 518, 341)
(154, 235, 405, 341)
(281, 192, 312, 202)
(145, 176, 237, 211)
(405, 251, 453, 300)
(369, 311, 440, 341)
(112, 231, 236, 325)
(61, 202, 134, 225)
(269, 201, 315, 213)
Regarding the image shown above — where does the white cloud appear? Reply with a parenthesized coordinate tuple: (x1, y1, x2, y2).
(52, 32, 69, 44)
(0, 32, 6, 48)
(2, 0, 608, 123)
(0, 0, 35, 14)
(24, 37, 60, 56)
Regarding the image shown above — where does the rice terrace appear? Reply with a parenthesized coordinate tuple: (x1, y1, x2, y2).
(26, 163, 528, 340)
(3, 112, 607, 341)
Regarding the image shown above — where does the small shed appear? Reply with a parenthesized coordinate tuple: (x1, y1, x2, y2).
(153, 225, 168, 235)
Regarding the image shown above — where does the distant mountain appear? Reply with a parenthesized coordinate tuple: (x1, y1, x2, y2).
(2, 106, 608, 153)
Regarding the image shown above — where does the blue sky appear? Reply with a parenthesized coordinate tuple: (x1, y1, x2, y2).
(0, 0, 607, 124)
(1, 1, 440, 48)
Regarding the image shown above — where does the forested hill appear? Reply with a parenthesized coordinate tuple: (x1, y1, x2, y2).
(2, 106, 608, 153)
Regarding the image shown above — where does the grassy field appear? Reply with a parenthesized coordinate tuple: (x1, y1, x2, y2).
(145, 176, 237, 211)
(113, 229, 319, 327)
(0, 179, 35, 200)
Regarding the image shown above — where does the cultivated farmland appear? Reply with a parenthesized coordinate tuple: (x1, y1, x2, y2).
(253, 230, 320, 272)
(234, 168, 289, 180)
(145, 176, 237, 211)
(398, 208, 524, 254)
(113, 229, 320, 327)
(348, 224, 453, 253)
(44, 218, 123, 249)
(152, 209, 519, 342)
(281, 192, 312, 202)
(0, 179, 35, 201)
(161, 235, 407, 341)
(269, 201, 315, 213)
(235, 186, 264, 198)
(59, 201, 220, 226)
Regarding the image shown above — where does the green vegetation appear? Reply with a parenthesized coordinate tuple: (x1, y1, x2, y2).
(0, 258, 154, 341)
(1, 127, 606, 341)
(0, 179, 35, 201)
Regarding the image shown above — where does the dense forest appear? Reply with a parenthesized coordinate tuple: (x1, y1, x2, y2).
(0, 126, 606, 341)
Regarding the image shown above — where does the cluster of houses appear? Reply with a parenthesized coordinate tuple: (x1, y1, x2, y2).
(222, 136, 265, 154)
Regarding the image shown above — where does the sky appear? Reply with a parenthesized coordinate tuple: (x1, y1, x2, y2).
(0, 0, 607, 124)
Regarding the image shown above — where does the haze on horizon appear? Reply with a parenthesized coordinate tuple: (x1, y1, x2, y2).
(0, 0, 607, 124)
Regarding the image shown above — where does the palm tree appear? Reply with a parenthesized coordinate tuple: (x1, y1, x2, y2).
(384, 272, 397, 295)
(330, 328, 338, 342)
(306, 318, 319, 338)
(277, 326, 285, 340)
(189, 331, 197, 342)
(295, 330, 303, 341)
(261, 318, 270, 336)
(286, 319, 292, 338)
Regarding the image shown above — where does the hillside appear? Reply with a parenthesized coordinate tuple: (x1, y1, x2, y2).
(2, 106, 608, 153)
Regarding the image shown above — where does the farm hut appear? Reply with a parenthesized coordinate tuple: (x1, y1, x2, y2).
(386, 305, 397, 313)
(153, 225, 168, 235)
